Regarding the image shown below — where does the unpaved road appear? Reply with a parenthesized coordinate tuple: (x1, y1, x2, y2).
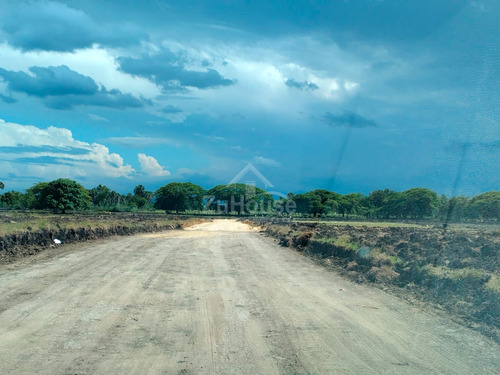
(0, 220, 499, 374)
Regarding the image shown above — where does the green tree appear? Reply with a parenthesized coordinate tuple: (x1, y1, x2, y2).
(43, 179, 91, 213)
(292, 190, 341, 217)
(25, 182, 49, 209)
(401, 188, 439, 219)
(467, 191, 500, 221)
(0, 181, 4, 190)
(438, 195, 469, 222)
(0, 191, 25, 209)
(131, 184, 153, 209)
(337, 193, 363, 218)
(366, 189, 397, 218)
(89, 184, 112, 207)
(155, 182, 205, 213)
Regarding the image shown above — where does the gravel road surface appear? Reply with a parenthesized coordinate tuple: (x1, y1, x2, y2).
(0, 220, 498, 374)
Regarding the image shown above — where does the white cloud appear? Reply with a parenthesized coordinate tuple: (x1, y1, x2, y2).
(137, 153, 171, 177)
(252, 156, 281, 167)
(0, 43, 160, 99)
(0, 119, 135, 180)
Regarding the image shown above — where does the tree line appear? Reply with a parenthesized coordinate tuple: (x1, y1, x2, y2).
(0, 179, 499, 222)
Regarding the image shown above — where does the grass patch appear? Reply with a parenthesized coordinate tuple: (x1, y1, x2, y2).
(370, 250, 402, 265)
(486, 274, 500, 294)
(314, 235, 359, 251)
(424, 265, 489, 281)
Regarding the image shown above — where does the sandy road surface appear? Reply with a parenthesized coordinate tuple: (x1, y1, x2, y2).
(0, 220, 499, 374)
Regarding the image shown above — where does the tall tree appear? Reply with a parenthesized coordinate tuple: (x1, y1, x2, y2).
(89, 184, 112, 207)
(467, 191, 500, 221)
(25, 182, 50, 209)
(294, 192, 323, 216)
(0, 191, 24, 209)
(401, 188, 439, 219)
(132, 184, 153, 209)
(155, 182, 205, 213)
(43, 179, 91, 213)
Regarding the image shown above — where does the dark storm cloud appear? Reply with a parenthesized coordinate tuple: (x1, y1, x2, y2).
(117, 50, 235, 92)
(323, 111, 377, 128)
(0, 66, 98, 97)
(0, 65, 148, 110)
(1, 1, 147, 52)
(285, 78, 318, 91)
(44, 89, 150, 110)
(0, 93, 17, 104)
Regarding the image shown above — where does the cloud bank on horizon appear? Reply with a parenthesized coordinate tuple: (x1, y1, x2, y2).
(0, 0, 498, 196)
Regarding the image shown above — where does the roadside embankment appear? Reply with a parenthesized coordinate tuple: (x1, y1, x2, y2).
(250, 219, 500, 342)
(0, 212, 204, 263)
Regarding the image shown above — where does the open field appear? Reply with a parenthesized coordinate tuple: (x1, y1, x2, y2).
(0, 219, 499, 374)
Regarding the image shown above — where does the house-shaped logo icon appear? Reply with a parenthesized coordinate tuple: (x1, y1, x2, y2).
(227, 162, 274, 190)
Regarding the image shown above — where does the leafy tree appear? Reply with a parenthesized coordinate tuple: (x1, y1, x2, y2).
(366, 189, 397, 218)
(155, 182, 205, 213)
(207, 183, 272, 215)
(467, 191, 500, 221)
(294, 192, 322, 216)
(131, 184, 153, 209)
(0, 191, 25, 209)
(438, 195, 469, 222)
(0, 181, 4, 190)
(25, 182, 49, 209)
(384, 192, 406, 218)
(401, 188, 439, 219)
(89, 184, 112, 207)
(292, 190, 341, 217)
(337, 193, 363, 218)
(42, 179, 91, 213)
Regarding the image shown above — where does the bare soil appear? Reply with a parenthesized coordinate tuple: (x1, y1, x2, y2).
(0, 219, 499, 374)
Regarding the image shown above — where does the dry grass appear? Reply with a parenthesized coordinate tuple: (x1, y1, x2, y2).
(423, 265, 489, 281)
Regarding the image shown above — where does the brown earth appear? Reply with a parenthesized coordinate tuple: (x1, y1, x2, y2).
(0, 219, 499, 374)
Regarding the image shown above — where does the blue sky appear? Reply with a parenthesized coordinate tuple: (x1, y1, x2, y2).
(0, 0, 498, 196)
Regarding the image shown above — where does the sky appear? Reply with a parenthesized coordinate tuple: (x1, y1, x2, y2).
(0, 0, 498, 197)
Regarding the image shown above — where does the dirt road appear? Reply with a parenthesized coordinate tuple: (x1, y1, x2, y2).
(0, 220, 498, 374)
